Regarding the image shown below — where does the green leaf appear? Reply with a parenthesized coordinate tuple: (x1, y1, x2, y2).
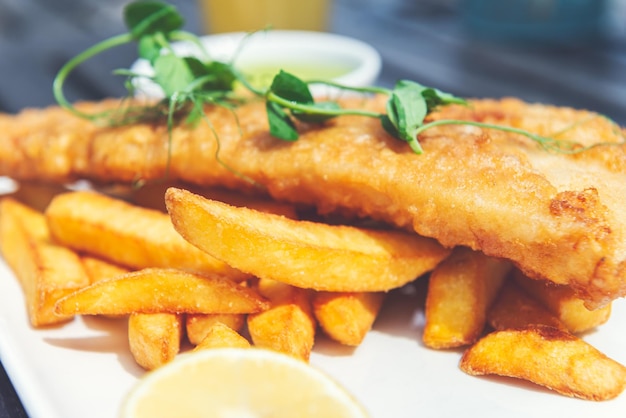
(152, 54, 194, 97)
(269, 71, 314, 104)
(421, 86, 467, 109)
(393, 80, 466, 110)
(186, 59, 236, 92)
(386, 81, 428, 143)
(137, 35, 162, 63)
(124, 1, 184, 40)
(380, 114, 399, 138)
(266, 102, 299, 141)
(292, 101, 341, 123)
(382, 80, 466, 153)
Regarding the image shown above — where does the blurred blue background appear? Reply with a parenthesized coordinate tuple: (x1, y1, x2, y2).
(462, 0, 607, 44)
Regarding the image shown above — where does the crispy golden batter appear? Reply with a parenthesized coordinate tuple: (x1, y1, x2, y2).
(1, 97, 625, 308)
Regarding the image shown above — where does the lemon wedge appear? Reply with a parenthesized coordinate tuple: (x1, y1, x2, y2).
(120, 348, 369, 418)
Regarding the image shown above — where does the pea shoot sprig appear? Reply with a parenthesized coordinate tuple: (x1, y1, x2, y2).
(53, 0, 624, 157)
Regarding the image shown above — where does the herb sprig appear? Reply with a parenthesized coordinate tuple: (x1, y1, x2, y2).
(53, 0, 624, 156)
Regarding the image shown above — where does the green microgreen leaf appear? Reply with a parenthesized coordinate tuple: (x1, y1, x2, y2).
(381, 80, 470, 154)
(137, 35, 162, 63)
(264, 71, 316, 140)
(393, 81, 428, 138)
(265, 72, 345, 130)
(152, 54, 194, 97)
(420, 85, 468, 109)
(188, 60, 236, 92)
(382, 81, 429, 153)
(269, 70, 314, 104)
(266, 101, 299, 141)
(124, 1, 183, 40)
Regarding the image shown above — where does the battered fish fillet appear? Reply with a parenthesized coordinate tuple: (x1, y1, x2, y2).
(1, 97, 625, 309)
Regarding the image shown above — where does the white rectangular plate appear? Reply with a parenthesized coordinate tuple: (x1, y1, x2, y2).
(0, 178, 625, 418)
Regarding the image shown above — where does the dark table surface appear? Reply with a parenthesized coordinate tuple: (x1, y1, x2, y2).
(1, 0, 626, 416)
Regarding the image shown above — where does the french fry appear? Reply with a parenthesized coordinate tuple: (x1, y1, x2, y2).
(165, 187, 451, 292)
(80, 255, 129, 284)
(192, 322, 251, 351)
(0, 197, 48, 242)
(423, 247, 511, 349)
(186, 313, 246, 346)
(131, 181, 298, 218)
(54, 268, 269, 316)
(488, 280, 567, 331)
(128, 312, 183, 370)
(513, 270, 611, 333)
(313, 291, 385, 346)
(460, 325, 626, 401)
(0, 198, 89, 326)
(247, 279, 316, 361)
(45, 191, 249, 280)
(80, 255, 131, 319)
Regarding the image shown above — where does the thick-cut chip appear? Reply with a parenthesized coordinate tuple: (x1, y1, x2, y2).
(513, 270, 611, 333)
(165, 187, 451, 292)
(460, 325, 626, 401)
(186, 313, 245, 346)
(45, 191, 249, 280)
(192, 322, 251, 351)
(130, 181, 299, 218)
(313, 291, 385, 346)
(54, 268, 269, 316)
(250, 303, 317, 361)
(0, 198, 89, 326)
(247, 279, 316, 361)
(423, 247, 511, 349)
(80, 255, 131, 319)
(81, 255, 129, 284)
(128, 312, 183, 370)
(488, 280, 567, 331)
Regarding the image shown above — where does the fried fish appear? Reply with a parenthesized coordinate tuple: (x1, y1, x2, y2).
(1, 97, 625, 309)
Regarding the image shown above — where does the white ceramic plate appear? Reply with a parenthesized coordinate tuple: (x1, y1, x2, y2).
(129, 30, 382, 98)
(1, 177, 626, 418)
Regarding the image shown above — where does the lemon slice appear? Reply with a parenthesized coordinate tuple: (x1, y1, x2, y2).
(120, 348, 369, 418)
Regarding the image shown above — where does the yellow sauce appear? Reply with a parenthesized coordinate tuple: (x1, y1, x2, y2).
(239, 62, 355, 88)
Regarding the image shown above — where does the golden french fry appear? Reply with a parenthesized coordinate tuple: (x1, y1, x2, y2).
(488, 280, 567, 331)
(45, 191, 249, 280)
(0, 198, 89, 326)
(0, 197, 49, 242)
(131, 181, 298, 218)
(460, 325, 626, 401)
(423, 247, 511, 349)
(165, 187, 451, 292)
(313, 291, 385, 346)
(128, 312, 183, 370)
(247, 279, 316, 361)
(186, 313, 246, 346)
(54, 268, 269, 316)
(80, 255, 131, 319)
(192, 322, 251, 351)
(81, 255, 129, 284)
(513, 270, 611, 333)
